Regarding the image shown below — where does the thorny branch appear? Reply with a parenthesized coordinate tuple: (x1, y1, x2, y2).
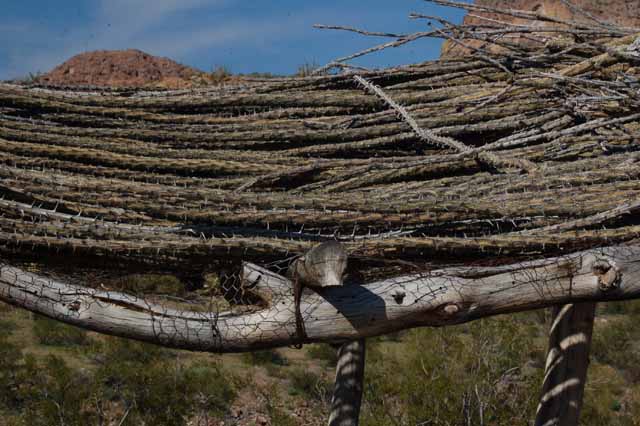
(0, 1, 639, 284)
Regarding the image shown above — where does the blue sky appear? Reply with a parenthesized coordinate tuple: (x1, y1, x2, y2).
(0, 1, 467, 80)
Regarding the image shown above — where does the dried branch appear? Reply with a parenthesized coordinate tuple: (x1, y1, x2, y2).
(1, 245, 638, 352)
(313, 24, 408, 38)
(1, 8, 639, 279)
(353, 75, 537, 173)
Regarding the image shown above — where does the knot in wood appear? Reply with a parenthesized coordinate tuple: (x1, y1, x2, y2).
(592, 259, 621, 291)
(442, 304, 460, 315)
(391, 289, 406, 305)
(67, 300, 82, 312)
(431, 303, 465, 323)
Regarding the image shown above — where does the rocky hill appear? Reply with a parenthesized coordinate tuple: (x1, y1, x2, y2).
(442, 0, 640, 57)
(37, 49, 205, 88)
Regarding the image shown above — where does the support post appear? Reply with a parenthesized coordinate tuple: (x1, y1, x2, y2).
(329, 338, 366, 426)
(288, 241, 366, 426)
(534, 302, 597, 426)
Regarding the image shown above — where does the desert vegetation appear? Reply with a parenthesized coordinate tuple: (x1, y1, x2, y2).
(1, 297, 640, 425)
(0, 0, 639, 424)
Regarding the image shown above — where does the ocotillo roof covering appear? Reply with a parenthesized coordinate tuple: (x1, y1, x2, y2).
(1, 10, 639, 278)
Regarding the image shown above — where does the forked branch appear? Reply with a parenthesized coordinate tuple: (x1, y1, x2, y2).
(0, 245, 638, 352)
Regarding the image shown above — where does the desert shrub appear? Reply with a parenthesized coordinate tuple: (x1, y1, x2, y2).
(361, 314, 543, 426)
(12, 71, 43, 85)
(242, 349, 288, 366)
(32, 314, 88, 347)
(245, 71, 279, 78)
(98, 335, 167, 365)
(210, 65, 232, 84)
(581, 363, 640, 426)
(592, 315, 640, 381)
(287, 368, 331, 402)
(296, 61, 319, 77)
(0, 319, 16, 338)
(0, 320, 21, 410)
(0, 328, 95, 424)
(242, 349, 289, 379)
(599, 299, 640, 316)
(0, 302, 14, 315)
(306, 343, 338, 367)
(184, 361, 236, 419)
(379, 330, 406, 342)
(15, 354, 96, 426)
(117, 274, 185, 296)
(95, 337, 234, 425)
(93, 338, 183, 425)
(263, 393, 297, 426)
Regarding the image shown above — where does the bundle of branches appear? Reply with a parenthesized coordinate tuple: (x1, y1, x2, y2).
(0, 0, 639, 283)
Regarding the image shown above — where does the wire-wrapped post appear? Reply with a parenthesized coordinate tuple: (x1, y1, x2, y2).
(535, 303, 597, 426)
(287, 241, 366, 426)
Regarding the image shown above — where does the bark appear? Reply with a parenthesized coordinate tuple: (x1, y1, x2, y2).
(287, 241, 365, 426)
(535, 303, 596, 426)
(288, 241, 348, 289)
(329, 339, 366, 426)
(0, 245, 636, 352)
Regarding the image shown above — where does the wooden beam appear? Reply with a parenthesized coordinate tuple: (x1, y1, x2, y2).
(288, 241, 348, 289)
(0, 245, 637, 352)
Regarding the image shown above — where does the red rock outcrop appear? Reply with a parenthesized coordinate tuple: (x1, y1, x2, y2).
(38, 49, 204, 88)
(441, 0, 640, 57)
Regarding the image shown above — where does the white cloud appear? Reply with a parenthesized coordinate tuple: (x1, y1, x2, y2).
(92, 0, 217, 46)
(0, 0, 229, 79)
(128, 18, 306, 60)
(98, 0, 212, 23)
(0, 2, 330, 79)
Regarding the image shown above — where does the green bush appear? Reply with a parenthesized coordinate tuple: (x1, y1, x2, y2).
(94, 338, 183, 425)
(263, 394, 297, 426)
(0, 320, 21, 411)
(242, 349, 288, 366)
(184, 361, 236, 418)
(581, 363, 640, 426)
(32, 314, 89, 347)
(592, 315, 640, 380)
(95, 337, 235, 425)
(361, 315, 543, 426)
(306, 343, 338, 367)
(0, 302, 14, 315)
(287, 368, 331, 402)
(117, 274, 185, 296)
(15, 354, 95, 426)
(599, 299, 640, 316)
(0, 315, 239, 426)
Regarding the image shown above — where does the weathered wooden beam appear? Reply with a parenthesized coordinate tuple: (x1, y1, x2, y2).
(288, 241, 349, 341)
(288, 241, 348, 289)
(0, 245, 637, 352)
(534, 302, 596, 426)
